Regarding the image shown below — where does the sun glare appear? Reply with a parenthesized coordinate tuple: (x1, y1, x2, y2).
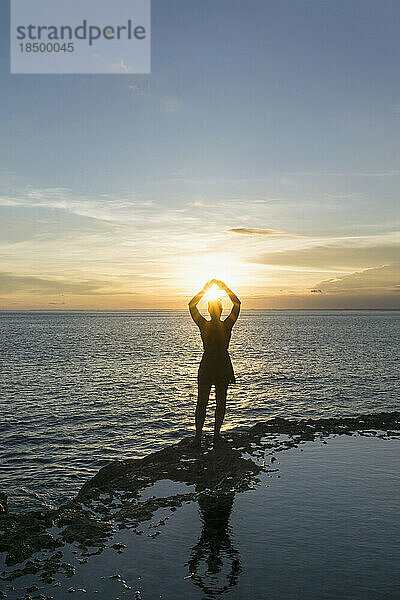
(181, 253, 240, 291)
(175, 251, 257, 307)
(203, 284, 225, 302)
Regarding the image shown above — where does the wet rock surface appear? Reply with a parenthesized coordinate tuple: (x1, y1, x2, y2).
(1, 411, 399, 592)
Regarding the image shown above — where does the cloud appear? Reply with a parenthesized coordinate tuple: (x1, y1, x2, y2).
(188, 201, 215, 208)
(317, 264, 400, 294)
(0, 184, 154, 224)
(104, 221, 125, 229)
(236, 291, 399, 310)
(111, 59, 133, 73)
(282, 169, 400, 179)
(356, 170, 400, 178)
(323, 192, 358, 199)
(254, 241, 400, 270)
(161, 97, 182, 113)
(128, 83, 152, 98)
(0, 272, 108, 296)
(228, 227, 303, 237)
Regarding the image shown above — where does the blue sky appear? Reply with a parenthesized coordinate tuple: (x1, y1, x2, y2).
(0, 0, 399, 308)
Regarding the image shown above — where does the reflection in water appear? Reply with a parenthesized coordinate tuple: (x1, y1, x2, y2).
(187, 492, 242, 597)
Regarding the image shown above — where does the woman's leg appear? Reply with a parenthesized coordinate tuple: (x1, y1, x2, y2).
(214, 383, 228, 439)
(194, 382, 212, 445)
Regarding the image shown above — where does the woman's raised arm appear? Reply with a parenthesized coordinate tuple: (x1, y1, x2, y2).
(188, 280, 213, 325)
(215, 280, 241, 325)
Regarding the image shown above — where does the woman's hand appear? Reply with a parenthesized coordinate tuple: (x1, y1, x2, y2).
(214, 279, 227, 290)
(214, 280, 241, 307)
(203, 280, 214, 291)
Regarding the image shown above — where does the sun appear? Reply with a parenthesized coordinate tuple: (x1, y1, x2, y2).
(203, 284, 225, 302)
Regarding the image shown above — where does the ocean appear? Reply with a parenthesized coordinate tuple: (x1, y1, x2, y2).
(1, 310, 399, 511)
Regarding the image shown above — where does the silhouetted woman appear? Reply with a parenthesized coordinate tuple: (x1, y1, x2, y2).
(188, 279, 241, 447)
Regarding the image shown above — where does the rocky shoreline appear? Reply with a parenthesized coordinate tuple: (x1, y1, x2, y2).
(1, 410, 399, 595)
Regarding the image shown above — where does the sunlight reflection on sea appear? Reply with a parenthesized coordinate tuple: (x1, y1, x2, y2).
(1, 309, 399, 510)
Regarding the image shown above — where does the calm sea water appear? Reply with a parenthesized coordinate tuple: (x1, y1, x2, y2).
(1, 310, 399, 511)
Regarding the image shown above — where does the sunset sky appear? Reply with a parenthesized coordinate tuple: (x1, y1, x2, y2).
(0, 0, 399, 309)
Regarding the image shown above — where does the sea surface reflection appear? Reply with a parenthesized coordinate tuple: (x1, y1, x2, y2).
(1, 310, 399, 509)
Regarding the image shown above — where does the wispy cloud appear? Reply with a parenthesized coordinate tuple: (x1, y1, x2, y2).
(284, 169, 400, 179)
(161, 97, 182, 113)
(323, 192, 359, 199)
(228, 227, 303, 237)
(111, 59, 133, 73)
(317, 263, 400, 294)
(254, 237, 400, 270)
(128, 83, 152, 97)
(0, 271, 108, 295)
(188, 201, 215, 208)
(0, 184, 155, 223)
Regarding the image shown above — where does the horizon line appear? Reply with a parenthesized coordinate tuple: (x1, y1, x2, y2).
(0, 308, 399, 312)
